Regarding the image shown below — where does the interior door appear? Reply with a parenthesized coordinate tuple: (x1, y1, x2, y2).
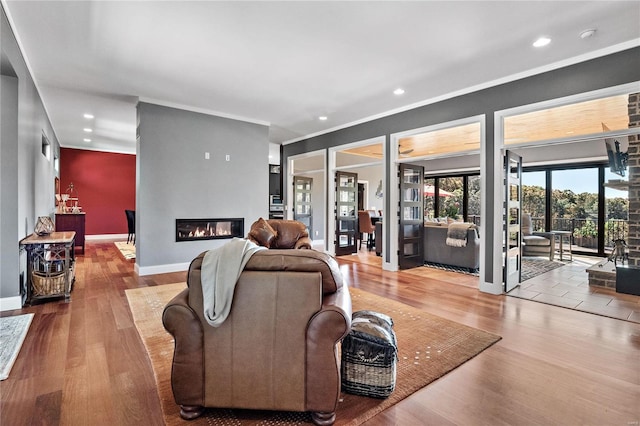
(293, 176, 313, 236)
(505, 150, 522, 292)
(335, 171, 358, 256)
(399, 163, 424, 269)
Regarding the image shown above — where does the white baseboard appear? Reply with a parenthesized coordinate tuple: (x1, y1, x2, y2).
(0, 296, 23, 312)
(135, 262, 190, 276)
(479, 281, 503, 295)
(86, 234, 128, 241)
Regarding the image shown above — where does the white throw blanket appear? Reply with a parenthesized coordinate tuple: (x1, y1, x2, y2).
(201, 238, 266, 327)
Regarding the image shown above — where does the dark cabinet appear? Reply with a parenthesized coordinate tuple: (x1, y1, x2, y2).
(55, 213, 86, 254)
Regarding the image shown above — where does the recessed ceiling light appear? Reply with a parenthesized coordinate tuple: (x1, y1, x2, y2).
(319, 116, 328, 121)
(393, 88, 405, 95)
(580, 29, 596, 39)
(83, 138, 91, 142)
(83, 128, 92, 133)
(83, 113, 94, 119)
(533, 37, 551, 48)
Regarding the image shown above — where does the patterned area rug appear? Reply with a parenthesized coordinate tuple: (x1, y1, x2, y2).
(422, 259, 565, 282)
(126, 283, 501, 426)
(423, 262, 479, 276)
(521, 258, 565, 281)
(114, 241, 136, 260)
(0, 313, 34, 380)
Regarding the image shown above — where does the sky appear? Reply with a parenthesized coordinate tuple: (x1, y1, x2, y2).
(523, 168, 628, 198)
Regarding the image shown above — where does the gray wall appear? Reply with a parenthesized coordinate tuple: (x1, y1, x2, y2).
(1, 75, 19, 301)
(342, 164, 384, 212)
(136, 102, 269, 271)
(2, 6, 60, 307)
(283, 47, 640, 285)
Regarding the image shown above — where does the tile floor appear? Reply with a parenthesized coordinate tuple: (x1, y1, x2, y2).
(508, 255, 640, 323)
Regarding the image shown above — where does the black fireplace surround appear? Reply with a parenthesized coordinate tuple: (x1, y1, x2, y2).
(176, 218, 244, 242)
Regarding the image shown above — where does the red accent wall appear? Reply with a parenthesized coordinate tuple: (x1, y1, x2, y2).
(60, 148, 135, 235)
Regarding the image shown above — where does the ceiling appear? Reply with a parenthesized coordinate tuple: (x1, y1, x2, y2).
(342, 93, 634, 159)
(3, 1, 639, 155)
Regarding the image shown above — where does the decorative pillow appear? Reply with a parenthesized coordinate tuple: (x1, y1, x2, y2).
(248, 218, 277, 248)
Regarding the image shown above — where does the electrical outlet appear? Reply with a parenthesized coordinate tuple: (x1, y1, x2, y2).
(315, 230, 319, 236)
(225, 154, 230, 161)
(204, 152, 210, 160)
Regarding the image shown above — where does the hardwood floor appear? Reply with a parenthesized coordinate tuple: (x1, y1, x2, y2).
(2, 241, 639, 425)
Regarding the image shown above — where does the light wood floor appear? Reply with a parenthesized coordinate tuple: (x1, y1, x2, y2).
(1, 241, 639, 425)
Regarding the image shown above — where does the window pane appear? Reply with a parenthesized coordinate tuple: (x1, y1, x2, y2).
(604, 169, 628, 249)
(467, 176, 481, 225)
(522, 171, 546, 231)
(424, 178, 436, 220)
(403, 169, 420, 184)
(339, 176, 355, 187)
(438, 177, 463, 219)
(552, 168, 598, 253)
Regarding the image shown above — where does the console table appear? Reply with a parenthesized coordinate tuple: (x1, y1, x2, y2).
(55, 212, 85, 254)
(20, 231, 76, 305)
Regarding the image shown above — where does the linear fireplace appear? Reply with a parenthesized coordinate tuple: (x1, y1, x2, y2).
(175, 218, 244, 242)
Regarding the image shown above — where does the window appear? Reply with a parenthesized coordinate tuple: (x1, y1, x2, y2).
(604, 169, 628, 249)
(424, 178, 435, 220)
(467, 175, 481, 225)
(522, 171, 546, 231)
(551, 168, 599, 253)
(424, 173, 480, 223)
(41, 133, 50, 160)
(438, 177, 463, 219)
(522, 163, 630, 257)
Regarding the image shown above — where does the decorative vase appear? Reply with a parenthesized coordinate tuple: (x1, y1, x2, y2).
(34, 216, 54, 236)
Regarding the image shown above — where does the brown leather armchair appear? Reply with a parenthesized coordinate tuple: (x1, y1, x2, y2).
(162, 249, 352, 425)
(247, 218, 313, 249)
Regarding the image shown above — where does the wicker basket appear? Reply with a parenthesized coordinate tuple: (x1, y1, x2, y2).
(341, 310, 397, 398)
(32, 271, 66, 296)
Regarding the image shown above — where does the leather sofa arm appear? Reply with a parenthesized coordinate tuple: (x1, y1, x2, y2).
(294, 236, 313, 249)
(162, 288, 205, 407)
(305, 286, 352, 412)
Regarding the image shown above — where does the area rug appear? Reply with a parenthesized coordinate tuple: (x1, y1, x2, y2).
(420, 259, 565, 282)
(114, 241, 136, 260)
(0, 313, 34, 380)
(521, 258, 565, 281)
(126, 283, 501, 425)
(422, 261, 479, 276)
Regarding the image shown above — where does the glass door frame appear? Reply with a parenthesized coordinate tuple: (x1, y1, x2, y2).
(334, 171, 358, 256)
(504, 150, 522, 292)
(399, 163, 425, 269)
(293, 176, 313, 237)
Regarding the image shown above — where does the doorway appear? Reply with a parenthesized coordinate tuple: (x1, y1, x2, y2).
(287, 151, 326, 249)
